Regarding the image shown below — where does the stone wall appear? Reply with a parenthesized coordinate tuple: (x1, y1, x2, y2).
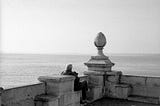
(1, 73, 160, 106)
(1, 83, 45, 106)
(121, 75, 160, 98)
(104, 73, 160, 104)
(0, 75, 88, 106)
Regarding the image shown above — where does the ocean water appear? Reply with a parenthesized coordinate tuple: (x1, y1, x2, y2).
(0, 54, 160, 89)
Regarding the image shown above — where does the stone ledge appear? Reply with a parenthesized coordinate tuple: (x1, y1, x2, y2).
(38, 75, 75, 83)
(79, 75, 88, 82)
(115, 83, 131, 88)
(84, 71, 106, 76)
(106, 71, 122, 76)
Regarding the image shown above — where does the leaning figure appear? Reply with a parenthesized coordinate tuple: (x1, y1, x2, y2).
(61, 64, 89, 104)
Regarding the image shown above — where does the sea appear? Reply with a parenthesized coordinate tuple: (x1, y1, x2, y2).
(0, 54, 160, 89)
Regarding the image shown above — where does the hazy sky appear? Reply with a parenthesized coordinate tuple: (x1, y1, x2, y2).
(1, 0, 160, 54)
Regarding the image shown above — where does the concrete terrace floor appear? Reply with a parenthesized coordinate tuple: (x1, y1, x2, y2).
(86, 98, 159, 106)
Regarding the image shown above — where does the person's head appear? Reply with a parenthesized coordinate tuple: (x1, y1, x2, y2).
(65, 64, 73, 72)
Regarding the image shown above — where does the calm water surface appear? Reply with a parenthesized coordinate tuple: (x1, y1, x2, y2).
(0, 54, 160, 88)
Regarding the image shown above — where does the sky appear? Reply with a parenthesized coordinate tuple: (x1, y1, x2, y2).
(1, 0, 160, 54)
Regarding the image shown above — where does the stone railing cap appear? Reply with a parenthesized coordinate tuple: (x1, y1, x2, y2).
(38, 75, 75, 82)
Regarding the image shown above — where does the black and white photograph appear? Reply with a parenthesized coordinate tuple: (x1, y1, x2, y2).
(0, 0, 160, 106)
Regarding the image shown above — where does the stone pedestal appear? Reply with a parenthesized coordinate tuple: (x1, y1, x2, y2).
(38, 75, 81, 106)
(84, 56, 114, 101)
(84, 32, 114, 101)
(38, 75, 75, 96)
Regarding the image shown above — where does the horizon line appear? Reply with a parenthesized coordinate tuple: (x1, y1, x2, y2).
(1, 52, 160, 56)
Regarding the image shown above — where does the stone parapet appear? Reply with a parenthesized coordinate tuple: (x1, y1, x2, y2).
(38, 75, 75, 96)
(1, 83, 45, 106)
(38, 75, 75, 83)
(38, 75, 81, 106)
(121, 75, 160, 98)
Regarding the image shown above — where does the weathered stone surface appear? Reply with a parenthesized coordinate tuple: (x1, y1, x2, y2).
(2, 83, 45, 106)
(38, 75, 75, 83)
(66, 101, 81, 106)
(105, 81, 131, 99)
(146, 77, 160, 97)
(86, 74, 104, 86)
(84, 70, 106, 76)
(121, 75, 146, 86)
(63, 91, 81, 106)
(107, 76, 120, 84)
(121, 75, 160, 98)
(87, 86, 103, 101)
(38, 75, 75, 96)
(84, 59, 113, 72)
(131, 85, 147, 96)
(46, 81, 74, 96)
(3, 98, 35, 106)
(105, 82, 114, 97)
(59, 91, 81, 106)
(114, 84, 131, 99)
(35, 94, 59, 106)
(106, 71, 122, 76)
(106, 71, 122, 84)
(146, 77, 160, 87)
(146, 86, 160, 98)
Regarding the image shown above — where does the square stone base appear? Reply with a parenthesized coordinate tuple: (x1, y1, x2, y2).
(87, 86, 103, 101)
(105, 82, 131, 99)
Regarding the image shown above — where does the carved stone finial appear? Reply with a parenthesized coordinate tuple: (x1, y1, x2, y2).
(94, 32, 107, 57)
(94, 32, 106, 49)
(84, 32, 114, 72)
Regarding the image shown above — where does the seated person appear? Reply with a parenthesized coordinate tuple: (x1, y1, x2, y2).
(61, 64, 88, 104)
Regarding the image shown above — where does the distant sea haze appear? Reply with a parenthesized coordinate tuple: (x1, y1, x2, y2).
(0, 54, 160, 89)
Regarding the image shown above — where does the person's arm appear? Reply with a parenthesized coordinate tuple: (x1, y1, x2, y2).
(72, 71, 78, 77)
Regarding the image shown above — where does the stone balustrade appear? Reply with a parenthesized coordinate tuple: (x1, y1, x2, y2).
(0, 32, 160, 106)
